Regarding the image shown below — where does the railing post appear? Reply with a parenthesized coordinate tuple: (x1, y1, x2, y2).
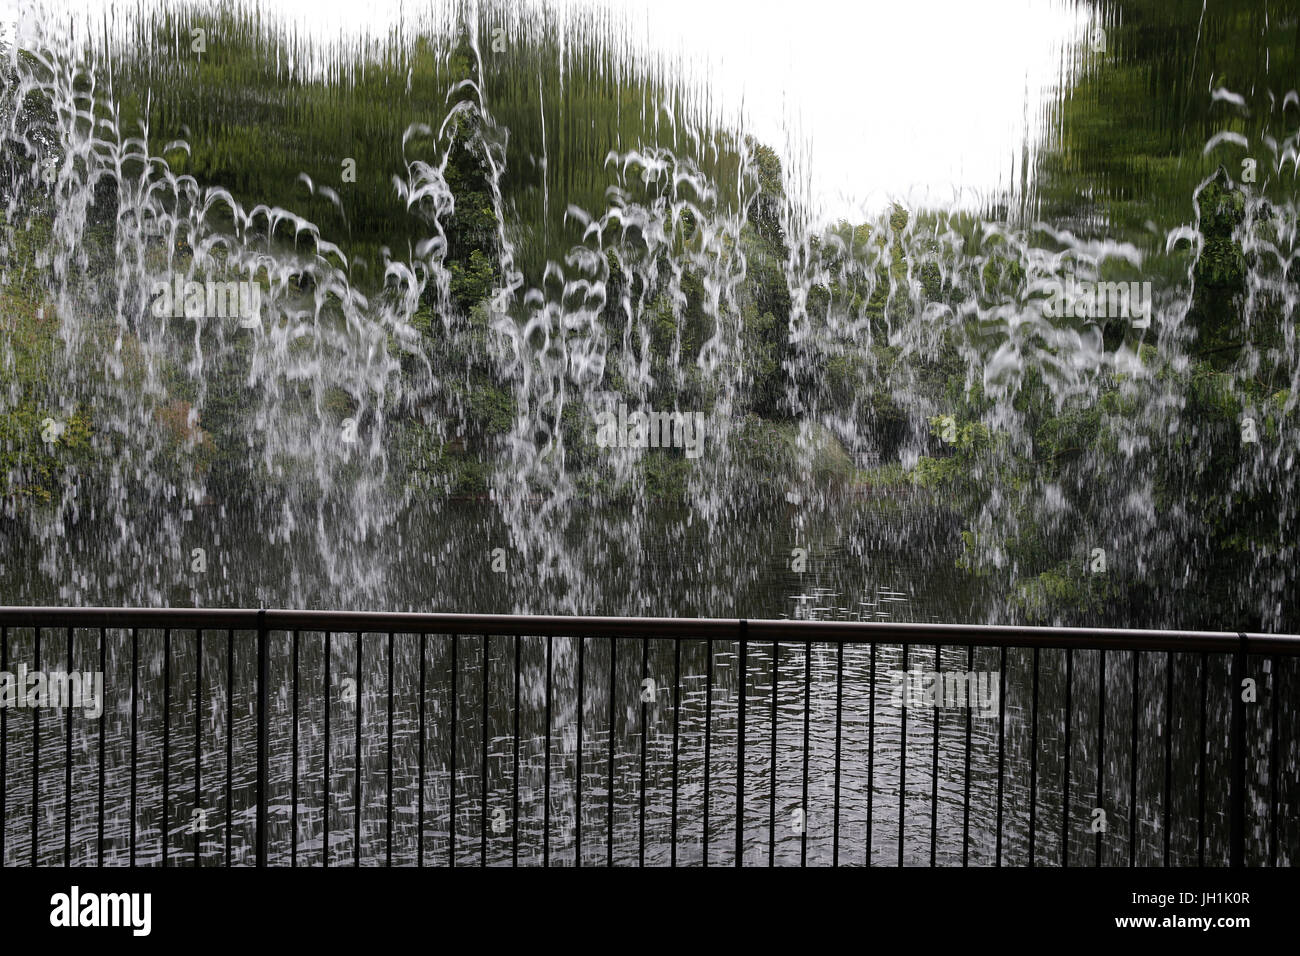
(256, 608, 269, 867)
(1229, 633, 1247, 868)
(735, 619, 747, 867)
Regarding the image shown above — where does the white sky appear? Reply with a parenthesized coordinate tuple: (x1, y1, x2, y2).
(3, 0, 1096, 220)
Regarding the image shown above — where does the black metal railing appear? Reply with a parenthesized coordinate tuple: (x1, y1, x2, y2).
(0, 607, 1296, 867)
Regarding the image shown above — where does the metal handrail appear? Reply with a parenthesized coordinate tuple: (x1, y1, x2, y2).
(1, 606, 1298, 654)
(0, 605, 1295, 867)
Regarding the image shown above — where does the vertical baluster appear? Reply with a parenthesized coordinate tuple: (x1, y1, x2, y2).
(387, 632, 395, 868)
(930, 643, 940, 867)
(481, 633, 489, 867)
(638, 637, 648, 866)
(354, 631, 362, 866)
(1129, 649, 1139, 867)
(898, 642, 908, 867)
(607, 637, 616, 867)
(449, 634, 457, 867)
(417, 633, 425, 866)
(671, 637, 681, 868)
(291, 630, 298, 867)
(1170, 650, 1180, 868)
(735, 626, 747, 867)
(33, 626, 39, 866)
(322, 632, 330, 868)
(962, 643, 972, 867)
(1029, 646, 1039, 868)
(703, 639, 712, 866)
(995, 645, 1006, 867)
(196, 630, 204, 868)
(164, 628, 171, 868)
(226, 629, 234, 867)
(543, 634, 552, 867)
(768, 638, 777, 865)
(1270, 654, 1280, 867)
(1197, 652, 1207, 866)
(65, 626, 72, 865)
(1, 627, 7, 867)
(511, 634, 519, 868)
(1096, 649, 1106, 867)
(800, 640, 811, 867)
(130, 627, 137, 867)
(254, 615, 267, 867)
(832, 640, 843, 868)
(576, 635, 584, 867)
(1229, 635, 1246, 868)
(1063, 647, 1072, 867)
(866, 642, 876, 867)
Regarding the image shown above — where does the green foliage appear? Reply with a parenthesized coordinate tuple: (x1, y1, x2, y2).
(728, 417, 855, 499)
(1032, 0, 1297, 240)
(449, 249, 497, 312)
(1013, 561, 1119, 623)
(0, 237, 95, 504)
(741, 304, 785, 417)
(746, 138, 786, 247)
